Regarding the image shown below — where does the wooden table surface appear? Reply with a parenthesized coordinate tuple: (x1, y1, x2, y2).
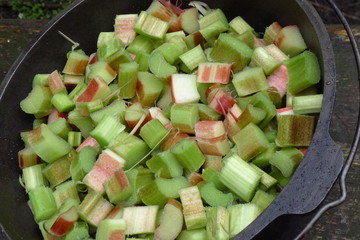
(0, 19, 359, 239)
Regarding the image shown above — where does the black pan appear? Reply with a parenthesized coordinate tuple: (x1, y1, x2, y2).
(0, 0, 343, 239)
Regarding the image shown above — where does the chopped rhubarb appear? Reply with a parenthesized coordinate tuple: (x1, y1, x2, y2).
(208, 89, 236, 115)
(76, 136, 100, 152)
(75, 77, 111, 102)
(197, 62, 232, 84)
(267, 64, 288, 97)
(114, 14, 138, 45)
(48, 70, 66, 95)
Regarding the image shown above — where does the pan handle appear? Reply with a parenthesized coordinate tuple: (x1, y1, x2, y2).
(294, 0, 360, 239)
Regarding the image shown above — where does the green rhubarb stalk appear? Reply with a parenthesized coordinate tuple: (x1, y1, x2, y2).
(249, 163, 277, 190)
(118, 62, 139, 99)
(292, 94, 323, 115)
(22, 163, 48, 192)
(206, 207, 230, 240)
(232, 67, 269, 97)
(140, 119, 170, 149)
(90, 115, 126, 148)
(134, 11, 170, 40)
(199, 182, 233, 207)
(53, 180, 80, 208)
(90, 99, 127, 125)
(122, 206, 159, 235)
(170, 104, 199, 134)
(29, 186, 57, 222)
(146, 150, 183, 178)
(28, 124, 72, 164)
(42, 152, 74, 187)
(179, 45, 207, 71)
(219, 154, 261, 202)
(171, 139, 205, 172)
(20, 86, 52, 116)
(251, 189, 275, 211)
(228, 203, 261, 237)
(269, 148, 303, 177)
(96, 219, 126, 240)
(179, 186, 207, 230)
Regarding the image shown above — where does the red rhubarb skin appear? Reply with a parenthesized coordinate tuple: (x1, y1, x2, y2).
(161, 131, 189, 151)
(48, 70, 66, 95)
(109, 230, 125, 240)
(208, 90, 236, 115)
(267, 64, 288, 97)
(195, 121, 225, 139)
(76, 136, 100, 152)
(50, 217, 76, 236)
(76, 78, 100, 102)
(88, 53, 99, 65)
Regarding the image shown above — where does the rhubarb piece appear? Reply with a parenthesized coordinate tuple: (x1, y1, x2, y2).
(98, 37, 123, 60)
(146, 150, 183, 178)
(47, 108, 68, 124)
(48, 70, 67, 95)
(20, 85, 52, 116)
(67, 110, 95, 138)
(42, 153, 73, 187)
(76, 136, 100, 152)
(249, 163, 277, 190)
(219, 154, 261, 202)
(232, 67, 269, 97)
(208, 89, 237, 115)
(171, 139, 205, 172)
(199, 8, 228, 29)
(53, 180, 80, 208)
(134, 11, 170, 39)
(137, 72, 164, 108)
(263, 44, 289, 62)
(126, 166, 155, 205)
(63, 74, 84, 90)
(228, 203, 261, 237)
(104, 169, 133, 203)
(96, 219, 126, 240)
(275, 25, 307, 57)
(206, 207, 230, 240)
(64, 222, 90, 240)
(90, 99, 127, 125)
(70, 146, 96, 182)
(161, 130, 189, 151)
(267, 64, 288, 98)
(140, 177, 189, 206)
(203, 155, 222, 172)
(249, 47, 281, 75)
(48, 117, 70, 139)
(264, 22, 282, 45)
(292, 94, 323, 115)
(196, 62, 232, 84)
(233, 123, 269, 161)
(18, 147, 41, 169)
(122, 206, 159, 234)
(75, 77, 111, 103)
(97, 32, 116, 48)
(155, 42, 185, 65)
(28, 124, 72, 163)
(149, 107, 171, 126)
(154, 199, 184, 240)
(170, 104, 199, 134)
(86, 99, 104, 113)
(185, 31, 205, 50)
(83, 150, 126, 194)
(237, 104, 266, 129)
(177, 229, 207, 240)
(251, 143, 277, 169)
(109, 132, 150, 170)
(90, 115, 125, 147)
(118, 62, 139, 99)
(196, 82, 212, 104)
(276, 114, 315, 147)
(146, 0, 180, 32)
(171, 74, 200, 104)
(149, 51, 177, 79)
(45, 199, 79, 237)
(86, 61, 117, 84)
(51, 93, 75, 113)
(251, 189, 275, 211)
(285, 51, 321, 95)
(199, 182, 233, 207)
(63, 51, 89, 75)
(188, 172, 204, 186)
(210, 33, 253, 72)
(78, 190, 113, 227)
(237, 91, 277, 128)
(202, 168, 227, 191)
(124, 102, 151, 131)
(179, 186, 207, 230)
(179, 45, 207, 71)
(68, 82, 86, 100)
(22, 163, 47, 192)
(180, 8, 199, 34)
(195, 121, 230, 156)
(269, 148, 303, 177)
(32, 74, 49, 87)
(197, 103, 222, 121)
(29, 186, 57, 222)
(127, 35, 155, 55)
(114, 14, 138, 45)
(229, 16, 255, 35)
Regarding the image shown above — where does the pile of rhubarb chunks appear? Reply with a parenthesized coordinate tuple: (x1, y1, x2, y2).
(18, 1, 323, 239)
